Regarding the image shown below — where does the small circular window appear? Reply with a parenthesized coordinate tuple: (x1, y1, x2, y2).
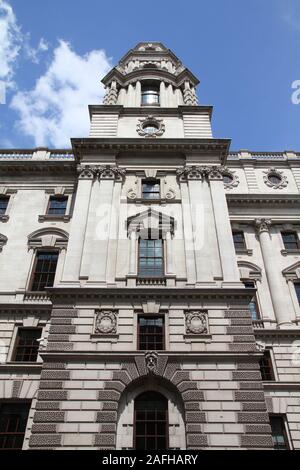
(223, 174, 234, 184)
(268, 173, 282, 185)
(143, 123, 159, 135)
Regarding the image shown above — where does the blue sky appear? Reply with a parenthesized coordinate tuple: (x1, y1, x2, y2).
(0, 0, 300, 150)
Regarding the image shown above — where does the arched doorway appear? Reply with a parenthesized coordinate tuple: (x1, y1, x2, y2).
(134, 391, 168, 450)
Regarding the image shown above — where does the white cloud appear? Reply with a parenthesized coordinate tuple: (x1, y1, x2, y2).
(0, 0, 22, 85)
(25, 37, 49, 64)
(11, 40, 112, 147)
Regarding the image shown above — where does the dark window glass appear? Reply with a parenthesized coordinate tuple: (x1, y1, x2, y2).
(47, 196, 68, 216)
(223, 174, 233, 184)
(295, 283, 300, 304)
(268, 174, 282, 185)
(259, 350, 275, 381)
(281, 231, 299, 250)
(0, 197, 9, 216)
(233, 231, 246, 250)
(270, 416, 289, 450)
(141, 85, 160, 105)
(244, 281, 260, 320)
(30, 251, 59, 291)
(142, 180, 160, 199)
(134, 392, 168, 450)
(139, 239, 164, 278)
(0, 402, 30, 450)
(138, 316, 164, 351)
(13, 328, 42, 362)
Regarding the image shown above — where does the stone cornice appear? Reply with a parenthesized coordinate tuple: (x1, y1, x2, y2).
(47, 287, 255, 305)
(0, 159, 76, 176)
(88, 104, 213, 119)
(71, 138, 230, 164)
(227, 194, 300, 204)
(254, 328, 300, 338)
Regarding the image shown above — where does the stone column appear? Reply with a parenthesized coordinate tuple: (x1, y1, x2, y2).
(106, 178, 123, 284)
(62, 167, 94, 284)
(188, 175, 214, 286)
(129, 230, 137, 275)
(88, 167, 125, 285)
(160, 81, 166, 107)
(209, 171, 241, 286)
(255, 219, 294, 327)
(165, 231, 174, 274)
(135, 81, 141, 107)
(177, 174, 196, 285)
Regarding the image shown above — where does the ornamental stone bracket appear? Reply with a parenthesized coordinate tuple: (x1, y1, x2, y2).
(145, 351, 158, 374)
(94, 310, 118, 335)
(185, 311, 208, 335)
(78, 165, 126, 183)
(176, 165, 224, 182)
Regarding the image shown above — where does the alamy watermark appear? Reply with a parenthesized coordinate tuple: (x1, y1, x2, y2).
(291, 80, 300, 104)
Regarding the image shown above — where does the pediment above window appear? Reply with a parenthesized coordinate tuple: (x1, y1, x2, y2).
(127, 208, 175, 238)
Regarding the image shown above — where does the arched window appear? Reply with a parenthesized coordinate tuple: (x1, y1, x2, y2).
(134, 391, 168, 450)
(141, 83, 160, 105)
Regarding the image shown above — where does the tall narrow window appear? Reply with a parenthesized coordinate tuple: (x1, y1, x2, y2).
(30, 251, 59, 291)
(134, 391, 168, 450)
(12, 328, 42, 362)
(47, 196, 68, 216)
(232, 231, 246, 251)
(0, 402, 31, 450)
(0, 196, 9, 216)
(259, 350, 275, 381)
(244, 281, 260, 320)
(142, 180, 160, 200)
(141, 84, 160, 106)
(281, 231, 299, 250)
(295, 283, 300, 304)
(270, 416, 290, 450)
(138, 316, 165, 350)
(139, 239, 164, 278)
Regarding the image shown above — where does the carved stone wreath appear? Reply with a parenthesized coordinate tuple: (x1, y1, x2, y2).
(185, 311, 208, 334)
(222, 169, 239, 190)
(95, 310, 118, 334)
(263, 168, 288, 189)
(136, 115, 165, 138)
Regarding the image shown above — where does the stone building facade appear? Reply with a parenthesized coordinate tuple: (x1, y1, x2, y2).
(0, 42, 300, 450)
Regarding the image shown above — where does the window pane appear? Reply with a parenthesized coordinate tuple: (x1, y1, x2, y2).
(139, 239, 164, 278)
(295, 283, 300, 304)
(134, 392, 168, 450)
(47, 196, 68, 215)
(0, 403, 30, 450)
(31, 251, 59, 291)
(138, 316, 164, 351)
(142, 180, 160, 199)
(244, 282, 259, 319)
(270, 416, 289, 450)
(259, 350, 275, 381)
(0, 197, 9, 216)
(13, 328, 42, 362)
(282, 232, 298, 250)
(233, 231, 245, 250)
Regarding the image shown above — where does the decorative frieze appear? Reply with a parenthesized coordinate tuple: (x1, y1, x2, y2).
(185, 310, 208, 335)
(94, 310, 118, 335)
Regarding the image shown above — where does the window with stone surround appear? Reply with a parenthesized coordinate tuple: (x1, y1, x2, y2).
(30, 250, 59, 291)
(134, 391, 168, 450)
(281, 231, 300, 250)
(259, 350, 275, 381)
(232, 231, 246, 251)
(0, 402, 31, 450)
(138, 239, 164, 278)
(138, 316, 165, 350)
(47, 195, 68, 216)
(269, 415, 290, 450)
(142, 180, 160, 199)
(0, 196, 9, 215)
(12, 328, 42, 362)
(243, 281, 260, 320)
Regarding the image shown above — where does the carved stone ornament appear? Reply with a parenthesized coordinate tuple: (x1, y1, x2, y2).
(255, 218, 272, 235)
(145, 351, 158, 374)
(185, 311, 208, 335)
(176, 165, 225, 182)
(263, 168, 288, 189)
(127, 188, 137, 200)
(95, 310, 118, 334)
(78, 166, 95, 180)
(165, 188, 176, 200)
(222, 168, 240, 189)
(255, 341, 265, 352)
(136, 115, 165, 138)
(103, 81, 118, 105)
(98, 165, 126, 182)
